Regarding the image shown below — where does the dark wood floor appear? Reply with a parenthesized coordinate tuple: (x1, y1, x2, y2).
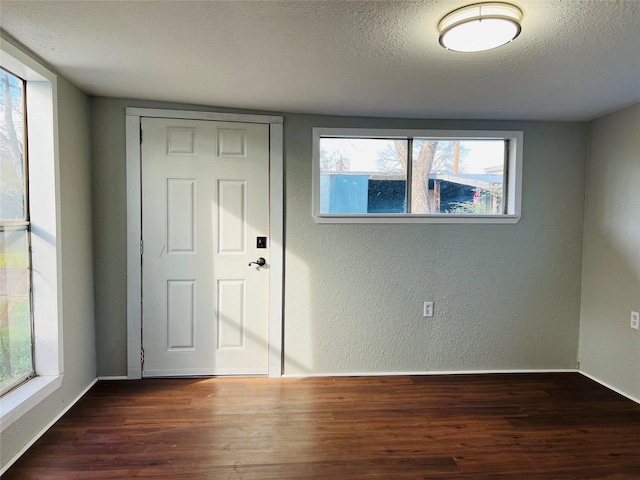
(4, 373, 640, 479)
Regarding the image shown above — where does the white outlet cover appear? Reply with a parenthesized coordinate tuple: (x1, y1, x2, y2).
(631, 311, 639, 330)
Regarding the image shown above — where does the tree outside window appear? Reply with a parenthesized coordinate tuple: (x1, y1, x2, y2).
(319, 136, 505, 216)
(0, 67, 34, 395)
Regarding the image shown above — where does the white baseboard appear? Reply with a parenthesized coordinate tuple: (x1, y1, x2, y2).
(97, 376, 129, 381)
(281, 368, 579, 378)
(0, 377, 98, 476)
(579, 370, 640, 405)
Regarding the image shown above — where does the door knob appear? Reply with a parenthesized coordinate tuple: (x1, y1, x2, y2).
(248, 257, 266, 267)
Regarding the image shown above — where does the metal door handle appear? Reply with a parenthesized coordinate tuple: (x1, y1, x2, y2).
(248, 257, 266, 267)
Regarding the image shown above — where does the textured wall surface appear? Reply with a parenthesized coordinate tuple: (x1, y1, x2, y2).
(90, 97, 129, 375)
(579, 104, 640, 400)
(0, 39, 96, 468)
(90, 97, 588, 377)
(284, 115, 587, 374)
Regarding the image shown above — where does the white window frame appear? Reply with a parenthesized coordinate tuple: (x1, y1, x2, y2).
(0, 38, 63, 432)
(312, 128, 523, 224)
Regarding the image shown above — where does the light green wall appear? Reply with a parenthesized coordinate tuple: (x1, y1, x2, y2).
(284, 115, 586, 373)
(0, 38, 96, 468)
(579, 103, 640, 400)
(90, 97, 588, 376)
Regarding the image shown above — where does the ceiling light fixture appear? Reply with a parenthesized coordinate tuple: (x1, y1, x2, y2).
(438, 2, 522, 53)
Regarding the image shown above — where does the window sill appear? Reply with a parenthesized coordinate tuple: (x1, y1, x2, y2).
(313, 214, 521, 224)
(0, 375, 63, 433)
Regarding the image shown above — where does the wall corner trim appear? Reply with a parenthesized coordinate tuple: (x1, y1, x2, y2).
(579, 370, 640, 405)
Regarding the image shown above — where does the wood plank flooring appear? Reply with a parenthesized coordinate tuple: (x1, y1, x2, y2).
(4, 373, 640, 479)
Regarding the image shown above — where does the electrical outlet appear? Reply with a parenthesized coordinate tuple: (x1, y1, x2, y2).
(631, 311, 639, 330)
(423, 302, 434, 318)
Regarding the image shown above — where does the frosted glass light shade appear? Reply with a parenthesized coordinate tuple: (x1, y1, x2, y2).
(439, 2, 522, 52)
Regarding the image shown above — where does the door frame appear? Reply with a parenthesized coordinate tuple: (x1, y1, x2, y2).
(125, 107, 284, 379)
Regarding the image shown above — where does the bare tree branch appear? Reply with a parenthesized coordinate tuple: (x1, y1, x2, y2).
(1, 74, 24, 167)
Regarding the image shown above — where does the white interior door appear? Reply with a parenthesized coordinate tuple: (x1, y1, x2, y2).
(141, 117, 270, 376)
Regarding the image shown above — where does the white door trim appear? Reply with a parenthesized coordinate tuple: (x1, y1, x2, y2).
(125, 108, 284, 379)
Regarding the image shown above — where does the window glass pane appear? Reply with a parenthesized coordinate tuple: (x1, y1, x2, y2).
(0, 227, 33, 393)
(319, 138, 407, 214)
(412, 139, 505, 214)
(0, 68, 26, 220)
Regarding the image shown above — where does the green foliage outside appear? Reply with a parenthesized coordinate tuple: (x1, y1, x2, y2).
(1, 64, 33, 393)
(448, 186, 502, 215)
(0, 297, 33, 391)
(0, 250, 29, 268)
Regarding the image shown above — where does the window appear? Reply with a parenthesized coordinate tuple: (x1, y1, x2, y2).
(0, 37, 62, 432)
(0, 68, 34, 396)
(313, 128, 523, 223)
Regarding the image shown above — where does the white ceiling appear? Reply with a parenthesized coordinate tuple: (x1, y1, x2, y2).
(1, 0, 639, 121)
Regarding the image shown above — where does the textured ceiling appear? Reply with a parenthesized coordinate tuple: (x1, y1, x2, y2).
(1, 0, 639, 121)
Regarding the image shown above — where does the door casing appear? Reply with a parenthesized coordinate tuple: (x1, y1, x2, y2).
(125, 108, 284, 378)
